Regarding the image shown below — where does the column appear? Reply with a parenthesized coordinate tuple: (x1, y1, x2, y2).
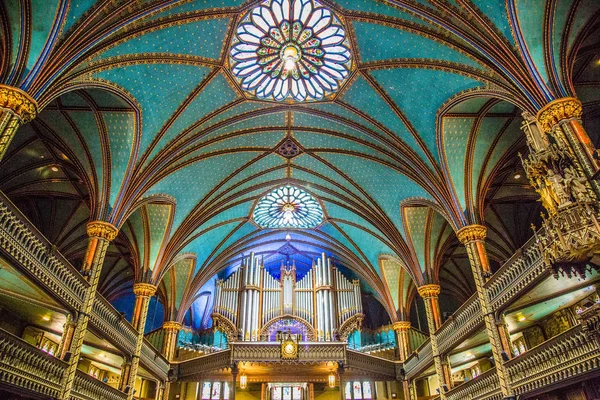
(231, 362, 238, 399)
(417, 284, 449, 399)
(161, 321, 182, 400)
(125, 283, 157, 400)
(338, 363, 345, 400)
(536, 97, 600, 193)
(457, 225, 514, 398)
(119, 358, 132, 392)
(57, 313, 77, 360)
(0, 85, 38, 161)
(393, 321, 412, 400)
(59, 221, 119, 400)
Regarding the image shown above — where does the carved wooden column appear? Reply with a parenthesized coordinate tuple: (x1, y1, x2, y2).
(457, 225, 514, 399)
(231, 362, 238, 399)
(393, 321, 412, 400)
(537, 97, 600, 193)
(59, 221, 118, 400)
(57, 313, 77, 360)
(0, 85, 37, 161)
(119, 358, 132, 392)
(338, 363, 345, 400)
(125, 283, 157, 400)
(161, 321, 181, 400)
(417, 285, 449, 399)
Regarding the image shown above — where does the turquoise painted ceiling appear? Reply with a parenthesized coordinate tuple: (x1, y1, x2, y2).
(1, 0, 599, 325)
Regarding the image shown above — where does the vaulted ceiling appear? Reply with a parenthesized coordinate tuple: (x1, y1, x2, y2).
(1, 0, 599, 328)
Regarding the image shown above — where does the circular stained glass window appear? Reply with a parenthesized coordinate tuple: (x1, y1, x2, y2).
(230, 0, 352, 102)
(253, 186, 324, 228)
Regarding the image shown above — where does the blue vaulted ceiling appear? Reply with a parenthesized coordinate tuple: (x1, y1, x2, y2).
(0, 0, 598, 327)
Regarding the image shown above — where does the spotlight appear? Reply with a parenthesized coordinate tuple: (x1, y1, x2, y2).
(513, 172, 521, 179)
(50, 166, 59, 172)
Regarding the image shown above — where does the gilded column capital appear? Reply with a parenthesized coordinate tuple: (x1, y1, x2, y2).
(86, 221, 119, 241)
(133, 282, 157, 297)
(392, 321, 411, 332)
(163, 321, 182, 332)
(456, 224, 486, 244)
(536, 97, 582, 133)
(0, 84, 38, 122)
(417, 284, 441, 299)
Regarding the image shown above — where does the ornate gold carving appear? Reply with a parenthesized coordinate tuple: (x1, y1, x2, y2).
(537, 97, 582, 133)
(417, 284, 441, 298)
(338, 313, 364, 340)
(0, 85, 38, 122)
(133, 283, 157, 297)
(281, 333, 298, 360)
(392, 321, 411, 332)
(163, 321, 182, 331)
(86, 221, 119, 241)
(456, 224, 486, 244)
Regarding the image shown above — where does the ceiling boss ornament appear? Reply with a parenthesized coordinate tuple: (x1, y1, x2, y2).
(230, 0, 352, 102)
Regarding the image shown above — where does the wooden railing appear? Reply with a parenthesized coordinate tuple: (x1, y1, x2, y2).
(0, 328, 126, 400)
(506, 325, 600, 395)
(0, 328, 64, 398)
(404, 231, 547, 378)
(177, 349, 232, 379)
(346, 349, 397, 379)
(0, 192, 169, 380)
(231, 341, 346, 363)
(445, 368, 501, 400)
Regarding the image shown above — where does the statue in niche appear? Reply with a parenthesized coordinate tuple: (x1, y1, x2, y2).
(547, 170, 571, 207)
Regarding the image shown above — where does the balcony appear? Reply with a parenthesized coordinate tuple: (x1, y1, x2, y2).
(506, 325, 600, 395)
(445, 368, 501, 400)
(404, 231, 548, 378)
(0, 328, 126, 400)
(0, 191, 169, 380)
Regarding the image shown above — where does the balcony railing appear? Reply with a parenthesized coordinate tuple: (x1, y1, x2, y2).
(231, 341, 346, 363)
(445, 368, 501, 400)
(506, 325, 600, 395)
(346, 349, 397, 379)
(0, 328, 126, 400)
(404, 231, 548, 378)
(177, 349, 232, 379)
(0, 191, 168, 380)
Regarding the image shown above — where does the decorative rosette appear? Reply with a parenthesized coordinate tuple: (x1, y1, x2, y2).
(253, 185, 324, 228)
(230, 0, 352, 102)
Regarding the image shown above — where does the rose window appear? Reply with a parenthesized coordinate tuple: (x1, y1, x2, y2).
(253, 185, 324, 228)
(230, 0, 352, 102)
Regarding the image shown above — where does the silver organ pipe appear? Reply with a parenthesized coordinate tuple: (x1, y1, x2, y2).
(213, 253, 362, 342)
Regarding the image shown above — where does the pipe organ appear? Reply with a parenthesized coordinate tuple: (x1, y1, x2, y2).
(212, 252, 363, 342)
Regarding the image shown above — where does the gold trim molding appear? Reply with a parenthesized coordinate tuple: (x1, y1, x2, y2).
(163, 321, 182, 331)
(457, 224, 487, 244)
(133, 283, 157, 297)
(392, 321, 411, 332)
(86, 221, 119, 241)
(537, 97, 582, 133)
(0, 85, 38, 123)
(417, 284, 441, 298)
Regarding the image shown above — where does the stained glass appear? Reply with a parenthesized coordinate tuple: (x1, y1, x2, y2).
(353, 382, 362, 399)
(273, 387, 282, 400)
(230, 0, 352, 102)
(211, 382, 221, 399)
(224, 383, 230, 400)
(292, 387, 302, 399)
(201, 382, 211, 400)
(283, 386, 292, 400)
(362, 382, 372, 399)
(345, 382, 351, 399)
(253, 185, 324, 228)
